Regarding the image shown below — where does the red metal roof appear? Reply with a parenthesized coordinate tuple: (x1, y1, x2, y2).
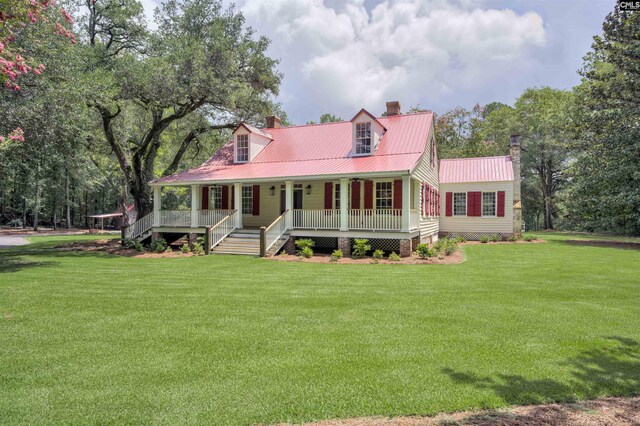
(439, 156, 514, 183)
(153, 112, 434, 184)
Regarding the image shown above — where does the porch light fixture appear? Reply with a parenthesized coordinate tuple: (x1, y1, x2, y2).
(269, 186, 275, 196)
(305, 185, 312, 195)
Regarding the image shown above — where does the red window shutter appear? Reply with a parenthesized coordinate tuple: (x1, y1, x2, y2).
(351, 181, 361, 209)
(446, 192, 452, 217)
(436, 191, 440, 216)
(221, 186, 229, 210)
(252, 185, 260, 216)
(467, 192, 474, 216)
(201, 187, 209, 210)
(425, 185, 431, 216)
(364, 180, 373, 209)
(468, 191, 481, 216)
(431, 187, 436, 216)
(421, 183, 425, 216)
(393, 179, 402, 211)
(497, 191, 505, 217)
(324, 182, 333, 209)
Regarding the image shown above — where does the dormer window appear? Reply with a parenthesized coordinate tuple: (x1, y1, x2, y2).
(236, 134, 249, 163)
(355, 122, 372, 154)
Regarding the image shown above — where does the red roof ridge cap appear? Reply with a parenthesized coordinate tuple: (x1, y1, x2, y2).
(441, 155, 511, 162)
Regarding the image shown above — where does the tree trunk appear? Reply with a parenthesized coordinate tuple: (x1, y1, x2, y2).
(66, 173, 72, 229)
(84, 191, 88, 228)
(33, 182, 41, 231)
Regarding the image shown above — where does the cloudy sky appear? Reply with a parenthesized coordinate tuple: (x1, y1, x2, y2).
(142, 0, 614, 124)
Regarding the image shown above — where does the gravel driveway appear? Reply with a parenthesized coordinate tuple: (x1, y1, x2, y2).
(0, 236, 30, 248)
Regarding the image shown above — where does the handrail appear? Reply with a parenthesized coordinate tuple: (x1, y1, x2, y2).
(261, 209, 289, 256)
(207, 209, 238, 251)
(123, 213, 153, 241)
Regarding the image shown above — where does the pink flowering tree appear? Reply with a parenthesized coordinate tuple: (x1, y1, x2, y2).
(0, 0, 75, 144)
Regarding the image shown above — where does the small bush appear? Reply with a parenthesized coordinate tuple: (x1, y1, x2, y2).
(444, 240, 458, 256)
(479, 235, 489, 244)
(490, 234, 501, 242)
(192, 242, 205, 255)
(300, 246, 313, 258)
(415, 243, 436, 259)
(164, 246, 173, 253)
(352, 239, 371, 258)
(123, 238, 136, 249)
(134, 241, 144, 252)
(372, 249, 384, 260)
(330, 249, 343, 262)
(388, 251, 401, 262)
(150, 238, 167, 253)
(523, 234, 536, 242)
(455, 236, 466, 243)
(295, 238, 315, 250)
(507, 235, 520, 242)
(181, 244, 191, 254)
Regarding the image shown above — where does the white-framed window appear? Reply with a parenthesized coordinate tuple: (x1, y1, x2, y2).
(236, 134, 249, 162)
(211, 186, 222, 210)
(482, 192, 496, 217)
(355, 122, 372, 154)
(375, 181, 393, 210)
(242, 186, 253, 214)
(453, 192, 466, 216)
(334, 183, 350, 209)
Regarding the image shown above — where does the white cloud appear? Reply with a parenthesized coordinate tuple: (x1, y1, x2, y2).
(241, 0, 546, 120)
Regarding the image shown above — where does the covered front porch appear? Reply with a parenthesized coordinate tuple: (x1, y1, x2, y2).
(150, 176, 420, 233)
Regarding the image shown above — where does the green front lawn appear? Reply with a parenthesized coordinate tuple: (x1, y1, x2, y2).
(1, 233, 639, 424)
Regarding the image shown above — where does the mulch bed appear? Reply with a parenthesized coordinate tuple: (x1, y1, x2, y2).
(271, 251, 463, 265)
(294, 396, 640, 426)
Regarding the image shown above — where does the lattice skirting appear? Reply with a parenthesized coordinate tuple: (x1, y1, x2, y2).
(440, 231, 513, 241)
(296, 237, 338, 249)
(368, 238, 401, 253)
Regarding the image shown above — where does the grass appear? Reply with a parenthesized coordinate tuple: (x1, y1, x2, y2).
(1, 232, 639, 425)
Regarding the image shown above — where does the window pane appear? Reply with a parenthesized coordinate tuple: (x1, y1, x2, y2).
(212, 186, 222, 210)
(376, 181, 393, 210)
(453, 192, 466, 216)
(355, 122, 372, 154)
(242, 186, 252, 214)
(482, 192, 496, 216)
(236, 134, 248, 162)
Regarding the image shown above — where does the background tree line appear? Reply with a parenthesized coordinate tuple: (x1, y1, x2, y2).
(0, 2, 638, 235)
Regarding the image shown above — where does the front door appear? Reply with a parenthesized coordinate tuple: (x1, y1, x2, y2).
(280, 185, 304, 213)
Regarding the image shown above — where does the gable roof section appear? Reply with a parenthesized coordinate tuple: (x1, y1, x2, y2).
(350, 108, 387, 130)
(152, 112, 433, 185)
(234, 123, 273, 140)
(439, 156, 514, 183)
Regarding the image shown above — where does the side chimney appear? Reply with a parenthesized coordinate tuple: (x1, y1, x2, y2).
(266, 115, 282, 128)
(386, 101, 401, 116)
(510, 135, 522, 235)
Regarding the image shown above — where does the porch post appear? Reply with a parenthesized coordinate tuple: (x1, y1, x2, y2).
(340, 178, 348, 231)
(153, 186, 161, 227)
(402, 175, 411, 232)
(285, 180, 293, 228)
(233, 182, 242, 229)
(190, 184, 199, 228)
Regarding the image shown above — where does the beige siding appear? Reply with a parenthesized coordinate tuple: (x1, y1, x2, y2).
(439, 181, 513, 234)
(410, 124, 439, 242)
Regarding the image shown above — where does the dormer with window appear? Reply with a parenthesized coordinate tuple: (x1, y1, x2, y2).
(350, 109, 386, 156)
(233, 123, 273, 164)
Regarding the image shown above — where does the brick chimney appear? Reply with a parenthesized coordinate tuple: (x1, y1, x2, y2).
(266, 116, 282, 128)
(386, 101, 401, 116)
(510, 135, 522, 234)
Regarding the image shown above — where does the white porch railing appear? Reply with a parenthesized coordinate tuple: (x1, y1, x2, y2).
(124, 213, 153, 240)
(160, 210, 191, 227)
(199, 209, 234, 227)
(262, 210, 290, 255)
(348, 209, 402, 230)
(292, 209, 340, 229)
(208, 210, 238, 250)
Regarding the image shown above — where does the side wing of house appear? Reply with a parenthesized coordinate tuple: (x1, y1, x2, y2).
(410, 124, 440, 244)
(439, 181, 514, 239)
